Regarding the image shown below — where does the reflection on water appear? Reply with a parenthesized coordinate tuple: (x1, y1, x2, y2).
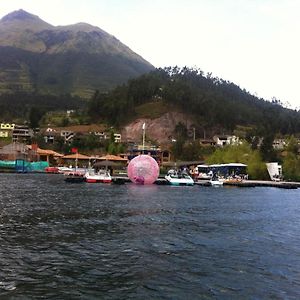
(0, 174, 300, 299)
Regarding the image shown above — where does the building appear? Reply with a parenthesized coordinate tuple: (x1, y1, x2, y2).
(272, 139, 286, 150)
(41, 125, 121, 145)
(12, 125, 34, 143)
(0, 123, 15, 139)
(0, 142, 35, 161)
(126, 142, 171, 164)
(199, 138, 216, 147)
(114, 133, 122, 143)
(213, 135, 240, 147)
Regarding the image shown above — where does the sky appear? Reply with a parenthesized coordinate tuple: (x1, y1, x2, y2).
(1, 0, 300, 108)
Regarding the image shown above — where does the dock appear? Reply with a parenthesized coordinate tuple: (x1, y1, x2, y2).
(195, 180, 299, 189)
(112, 176, 299, 189)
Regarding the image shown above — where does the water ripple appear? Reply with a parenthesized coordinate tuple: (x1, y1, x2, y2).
(0, 174, 300, 299)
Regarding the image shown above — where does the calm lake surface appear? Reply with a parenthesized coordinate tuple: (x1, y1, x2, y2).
(0, 173, 300, 299)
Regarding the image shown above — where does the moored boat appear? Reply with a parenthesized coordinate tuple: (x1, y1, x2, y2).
(84, 169, 112, 183)
(210, 179, 224, 186)
(45, 166, 59, 174)
(165, 169, 194, 186)
(64, 171, 85, 183)
(209, 174, 224, 186)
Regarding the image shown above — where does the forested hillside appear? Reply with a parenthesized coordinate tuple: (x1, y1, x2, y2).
(88, 67, 300, 135)
(0, 92, 84, 121)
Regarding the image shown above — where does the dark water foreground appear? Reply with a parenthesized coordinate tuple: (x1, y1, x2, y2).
(0, 174, 300, 299)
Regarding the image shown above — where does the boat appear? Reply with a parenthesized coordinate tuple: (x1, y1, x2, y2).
(45, 166, 59, 173)
(58, 166, 74, 174)
(84, 169, 112, 183)
(197, 165, 212, 180)
(210, 178, 224, 186)
(64, 171, 85, 183)
(165, 169, 194, 186)
(209, 174, 223, 186)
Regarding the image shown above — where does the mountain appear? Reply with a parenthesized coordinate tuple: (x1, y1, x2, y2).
(0, 9, 154, 97)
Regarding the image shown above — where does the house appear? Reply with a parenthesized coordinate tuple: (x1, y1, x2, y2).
(0, 123, 15, 139)
(213, 135, 240, 147)
(12, 125, 34, 143)
(0, 142, 35, 161)
(94, 131, 108, 140)
(41, 125, 118, 145)
(126, 142, 170, 164)
(272, 139, 286, 150)
(43, 128, 60, 144)
(199, 139, 216, 147)
(60, 130, 75, 144)
(27, 145, 64, 164)
(114, 133, 122, 143)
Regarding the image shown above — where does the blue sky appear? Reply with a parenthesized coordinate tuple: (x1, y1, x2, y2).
(1, 0, 299, 108)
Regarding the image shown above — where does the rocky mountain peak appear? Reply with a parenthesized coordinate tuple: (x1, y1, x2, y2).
(1, 9, 39, 22)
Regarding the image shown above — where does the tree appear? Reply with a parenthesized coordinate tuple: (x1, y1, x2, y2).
(206, 142, 269, 179)
(282, 136, 300, 181)
(260, 133, 276, 162)
(29, 107, 44, 129)
(285, 136, 299, 155)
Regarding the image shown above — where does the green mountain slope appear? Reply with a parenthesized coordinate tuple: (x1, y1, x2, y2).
(0, 9, 154, 97)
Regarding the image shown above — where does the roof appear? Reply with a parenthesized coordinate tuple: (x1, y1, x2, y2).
(62, 153, 91, 160)
(27, 145, 64, 157)
(97, 154, 127, 161)
(209, 163, 247, 167)
(37, 149, 64, 157)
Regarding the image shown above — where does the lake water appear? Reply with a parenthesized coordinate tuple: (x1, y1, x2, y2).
(0, 173, 300, 299)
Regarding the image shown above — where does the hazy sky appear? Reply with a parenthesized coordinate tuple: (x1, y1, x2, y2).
(1, 0, 299, 108)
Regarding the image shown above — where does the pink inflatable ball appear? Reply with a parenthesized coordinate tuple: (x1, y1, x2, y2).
(127, 155, 159, 185)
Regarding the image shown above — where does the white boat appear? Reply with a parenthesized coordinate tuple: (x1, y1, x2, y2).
(58, 166, 74, 174)
(165, 170, 194, 186)
(58, 166, 86, 175)
(210, 179, 223, 186)
(84, 169, 112, 183)
(197, 165, 212, 180)
(209, 174, 223, 186)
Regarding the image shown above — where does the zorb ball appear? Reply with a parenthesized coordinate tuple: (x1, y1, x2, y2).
(127, 155, 159, 184)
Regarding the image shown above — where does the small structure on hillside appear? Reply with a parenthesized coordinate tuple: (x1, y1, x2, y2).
(213, 135, 240, 147)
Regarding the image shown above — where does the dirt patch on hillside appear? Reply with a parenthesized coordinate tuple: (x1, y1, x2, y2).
(122, 111, 196, 145)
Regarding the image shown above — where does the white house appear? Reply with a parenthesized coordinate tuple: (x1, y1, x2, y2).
(213, 135, 240, 147)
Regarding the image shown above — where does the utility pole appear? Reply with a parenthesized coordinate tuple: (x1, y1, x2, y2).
(142, 123, 145, 154)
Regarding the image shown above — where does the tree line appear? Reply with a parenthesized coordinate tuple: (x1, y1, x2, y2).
(0, 92, 84, 122)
